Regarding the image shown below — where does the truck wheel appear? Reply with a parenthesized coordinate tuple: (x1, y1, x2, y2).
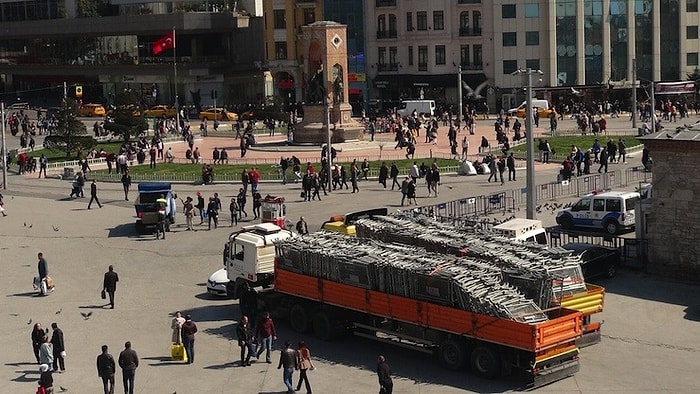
(438, 339, 466, 370)
(289, 304, 310, 333)
(312, 311, 333, 341)
(470, 345, 501, 379)
(604, 220, 619, 235)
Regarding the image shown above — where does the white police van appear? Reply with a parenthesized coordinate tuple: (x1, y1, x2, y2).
(556, 190, 640, 235)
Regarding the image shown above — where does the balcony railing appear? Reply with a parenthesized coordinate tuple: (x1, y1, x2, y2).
(376, 0, 397, 7)
(376, 30, 398, 39)
(377, 63, 399, 72)
(460, 63, 483, 70)
(458, 0, 481, 4)
(459, 27, 482, 36)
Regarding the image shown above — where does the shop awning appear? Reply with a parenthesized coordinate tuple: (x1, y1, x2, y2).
(374, 73, 487, 89)
(655, 81, 695, 95)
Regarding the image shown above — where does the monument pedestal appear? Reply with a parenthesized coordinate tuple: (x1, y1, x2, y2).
(294, 104, 364, 144)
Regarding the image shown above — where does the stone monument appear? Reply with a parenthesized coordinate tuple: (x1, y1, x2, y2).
(295, 21, 364, 143)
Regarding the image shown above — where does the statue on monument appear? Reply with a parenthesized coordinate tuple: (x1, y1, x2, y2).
(305, 64, 325, 105)
(332, 76, 343, 105)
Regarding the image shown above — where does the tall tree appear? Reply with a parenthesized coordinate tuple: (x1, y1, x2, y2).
(103, 89, 149, 143)
(43, 98, 96, 158)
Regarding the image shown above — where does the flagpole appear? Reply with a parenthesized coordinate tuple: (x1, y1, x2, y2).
(173, 27, 180, 135)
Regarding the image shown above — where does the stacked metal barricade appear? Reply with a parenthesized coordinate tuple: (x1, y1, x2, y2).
(275, 232, 549, 323)
(353, 214, 587, 309)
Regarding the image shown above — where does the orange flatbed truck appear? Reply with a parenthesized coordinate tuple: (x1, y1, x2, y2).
(264, 260, 583, 389)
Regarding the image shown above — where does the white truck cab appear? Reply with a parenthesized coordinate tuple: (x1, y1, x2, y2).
(221, 223, 294, 298)
(556, 190, 641, 235)
(493, 218, 549, 245)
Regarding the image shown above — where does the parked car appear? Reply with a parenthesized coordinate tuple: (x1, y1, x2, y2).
(206, 267, 230, 297)
(556, 190, 640, 235)
(143, 105, 177, 118)
(561, 243, 621, 280)
(79, 103, 106, 117)
(199, 107, 237, 121)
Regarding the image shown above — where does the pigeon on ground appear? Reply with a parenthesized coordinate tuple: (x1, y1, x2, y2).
(28, 224, 32, 228)
(55, 309, 62, 315)
(27, 319, 32, 325)
(60, 386, 67, 392)
(23, 222, 26, 227)
(52, 225, 60, 232)
(80, 311, 93, 320)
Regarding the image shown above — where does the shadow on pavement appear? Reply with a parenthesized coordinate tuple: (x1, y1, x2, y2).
(203, 361, 237, 370)
(143, 356, 188, 367)
(7, 292, 39, 297)
(10, 369, 39, 383)
(107, 223, 139, 238)
(202, 323, 236, 340)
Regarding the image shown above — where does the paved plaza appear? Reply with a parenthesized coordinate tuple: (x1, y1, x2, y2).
(1, 114, 700, 393)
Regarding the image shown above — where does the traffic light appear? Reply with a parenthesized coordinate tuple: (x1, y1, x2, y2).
(76, 85, 83, 98)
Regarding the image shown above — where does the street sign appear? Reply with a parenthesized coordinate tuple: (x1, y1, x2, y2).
(75, 86, 83, 98)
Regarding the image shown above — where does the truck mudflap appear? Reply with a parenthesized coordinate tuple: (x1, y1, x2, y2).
(530, 347, 580, 389)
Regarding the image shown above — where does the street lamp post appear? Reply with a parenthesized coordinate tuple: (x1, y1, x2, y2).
(650, 80, 656, 134)
(632, 58, 637, 129)
(457, 64, 463, 127)
(1, 101, 6, 189)
(512, 68, 543, 220)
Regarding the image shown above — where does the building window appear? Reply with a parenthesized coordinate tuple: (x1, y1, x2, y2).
(378, 47, 386, 68)
(389, 46, 398, 69)
(435, 45, 446, 65)
(378, 15, 386, 32)
(303, 8, 315, 25)
(473, 45, 482, 67)
(503, 60, 518, 74)
(273, 9, 286, 29)
(460, 45, 470, 66)
(526, 59, 541, 70)
(408, 46, 414, 65)
(688, 26, 699, 39)
(526, 31, 540, 45)
(407, 12, 413, 31)
(418, 45, 428, 71)
(524, 4, 539, 17)
(502, 4, 516, 18)
(417, 11, 428, 30)
(433, 11, 444, 30)
(689, 0, 699, 12)
(473, 11, 482, 35)
(274, 42, 287, 60)
(688, 52, 699, 66)
(503, 32, 517, 46)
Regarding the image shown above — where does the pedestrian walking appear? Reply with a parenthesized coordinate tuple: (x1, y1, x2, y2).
(183, 197, 195, 231)
(252, 192, 262, 219)
(598, 148, 609, 173)
(295, 341, 314, 393)
(37, 252, 49, 283)
(102, 265, 119, 309)
(497, 157, 506, 185)
(237, 188, 248, 218)
(121, 170, 131, 201)
(39, 335, 53, 368)
(96, 345, 116, 394)
(87, 179, 102, 209)
(196, 192, 206, 224)
(377, 355, 393, 394)
(207, 197, 219, 230)
(38, 154, 48, 178)
(236, 316, 255, 367)
(296, 217, 309, 235)
(118, 341, 139, 394)
(171, 311, 185, 344)
(389, 163, 400, 190)
(50, 323, 65, 373)
(507, 152, 516, 181)
(378, 162, 388, 189)
(0, 193, 6, 216)
(461, 136, 469, 161)
(38, 364, 53, 394)
(229, 198, 239, 226)
(31, 323, 47, 364)
(181, 315, 198, 364)
(277, 341, 298, 394)
(255, 312, 277, 363)
(400, 177, 409, 206)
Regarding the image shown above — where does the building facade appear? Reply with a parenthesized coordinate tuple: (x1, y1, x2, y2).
(0, 0, 264, 108)
(262, 0, 323, 106)
(365, 0, 697, 113)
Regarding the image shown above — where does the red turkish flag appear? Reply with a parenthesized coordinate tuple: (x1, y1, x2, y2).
(152, 31, 175, 55)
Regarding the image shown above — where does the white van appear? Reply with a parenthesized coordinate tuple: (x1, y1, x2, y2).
(556, 190, 640, 235)
(397, 100, 436, 117)
(507, 99, 552, 118)
(493, 218, 549, 245)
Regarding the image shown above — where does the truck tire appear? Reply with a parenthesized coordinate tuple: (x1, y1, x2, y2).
(604, 220, 619, 235)
(470, 345, 502, 379)
(438, 339, 466, 370)
(312, 310, 333, 341)
(289, 304, 310, 333)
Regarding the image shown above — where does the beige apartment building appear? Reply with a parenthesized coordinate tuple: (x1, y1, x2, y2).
(366, 0, 699, 113)
(262, 0, 324, 105)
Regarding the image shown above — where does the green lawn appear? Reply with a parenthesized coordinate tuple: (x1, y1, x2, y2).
(511, 135, 641, 156)
(27, 141, 126, 161)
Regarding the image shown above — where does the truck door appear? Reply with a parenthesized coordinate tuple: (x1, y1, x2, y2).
(591, 198, 606, 227)
(228, 242, 245, 274)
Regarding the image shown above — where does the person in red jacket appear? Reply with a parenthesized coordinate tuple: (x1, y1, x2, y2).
(255, 312, 277, 363)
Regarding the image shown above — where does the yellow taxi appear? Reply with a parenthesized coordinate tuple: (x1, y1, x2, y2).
(514, 107, 556, 119)
(79, 103, 106, 117)
(199, 107, 237, 121)
(143, 105, 177, 118)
